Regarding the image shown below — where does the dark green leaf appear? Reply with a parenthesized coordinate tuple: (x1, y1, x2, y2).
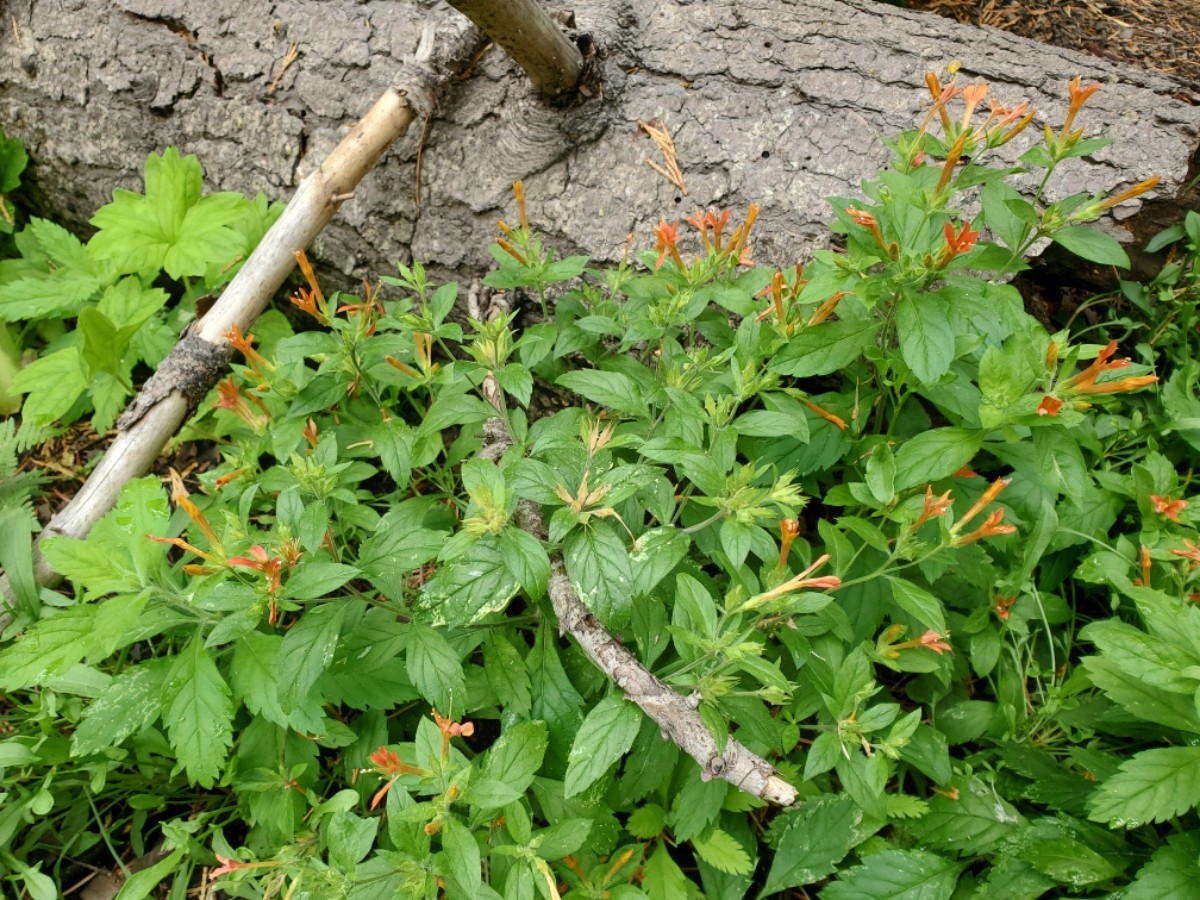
(762, 795, 860, 895)
(406, 621, 466, 712)
(161, 637, 233, 787)
(276, 602, 347, 713)
(564, 694, 642, 797)
(563, 522, 634, 629)
(822, 849, 960, 900)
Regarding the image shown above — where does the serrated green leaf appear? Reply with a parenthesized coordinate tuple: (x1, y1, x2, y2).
(564, 694, 641, 797)
(441, 817, 482, 897)
(484, 634, 532, 718)
(1124, 834, 1200, 899)
(276, 602, 347, 713)
(1088, 746, 1200, 827)
(910, 776, 1021, 853)
(499, 527, 551, 598)
(0, 604, 99, 690)
(162, 637, 233, 787)
(230, 633, 289, 727)
(642, 842, 689, 900)
(482, 721, 547, 798)
(671, 764, 727, 842)
(627, 804, 667, 839)
(897, 289, 955, 385)
(563, 522, 634, 628)
(762, 795, 860, 895)
(10, 347, 87, 426)
(406, 621, 466, 713)
(822, 849, 960, 900)
(534, 818, 592, 859)
(1020, 837, 1119, 885)
(89, 148, 247, 278)
(692, 827, 753, 875)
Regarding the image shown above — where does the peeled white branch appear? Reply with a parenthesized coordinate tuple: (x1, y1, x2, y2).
(1, 20, 483, 627)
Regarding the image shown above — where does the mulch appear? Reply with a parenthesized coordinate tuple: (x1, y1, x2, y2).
(904, 0, 1200, 88)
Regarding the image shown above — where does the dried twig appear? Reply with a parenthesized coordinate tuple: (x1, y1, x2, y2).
(267, 41, 300, 95)
(638, 118, 687, 195)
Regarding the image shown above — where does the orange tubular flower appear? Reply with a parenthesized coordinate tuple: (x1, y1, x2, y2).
(226, 324, 272, 379)
(937, 220, 981, 267)
(800, 396, 848, 431)
(995, 595, 1015, 621)
(953, 508, 1017, 546)
(214, 377, 267, 430)
(1171, 539, 1200, 567)
(432, 708, 476, 761)
(952, 476, 1011, 532)
(959, 82, 988, 128)
(366, 746, 431, 809)
(1062, 76, 1101, 137)
(748, 553, 841, 608)
(1150, 495, 1187, 522)
(1098, 176, 1161, 210)
(1060, 341, 1157, 397)
(889, 628, 954, 656)
(845, 207, 888, 255)
(778, 518, 801, 568)
(914, 485, 953, 530)
(654, 220, 685, 269)
(807, 291, 845, 327)
(228, 544, 286, 623)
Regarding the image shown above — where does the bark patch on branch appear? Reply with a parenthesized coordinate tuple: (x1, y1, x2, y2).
(116, 334, 232, 430)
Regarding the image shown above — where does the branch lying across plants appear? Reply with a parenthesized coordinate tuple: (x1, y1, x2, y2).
(0, 18, 485, 626)
(480, 412, 799, 806)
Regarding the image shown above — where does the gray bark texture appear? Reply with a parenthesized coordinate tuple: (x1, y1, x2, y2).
(3, 0, 1199, 282)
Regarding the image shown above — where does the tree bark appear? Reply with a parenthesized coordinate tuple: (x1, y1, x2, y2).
(3, 0, 1196, 287)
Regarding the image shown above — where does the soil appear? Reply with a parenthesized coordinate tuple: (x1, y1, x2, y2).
(903, 0, 1200, 88)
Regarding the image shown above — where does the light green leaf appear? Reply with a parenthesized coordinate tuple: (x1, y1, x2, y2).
(416, 536, 521, 625)
(482, 721, 547, 797)
(1124, 834, 1200, 899)
(534, 819, 592, 859)
(230, 633, 289, 727)
(484, 634, 532, 718)
(1052, 225, 1130, 268)
(283, 561, 360, 600)
(1088, 746, 1200, 826)
(162, 637, 233, 787)
(10, 347, 87, 426)
(887, 578, 947, 633)
(893, 428, 982, 491)
(822, 849, 960, 900)
(692, 827, 753, 875)
(111, 848, 185, 900)
(326, 811, 378, 872)
(556, 369, 648, 416)
(89, 148, 248, 278)
(564, 694, 642, 797)
(771, 319, 879, 377)
(0, 605, 100, 690)
(499, 527, 551, 598)
(441, 817, 482, 897)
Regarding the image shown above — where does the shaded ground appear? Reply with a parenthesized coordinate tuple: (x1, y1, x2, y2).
(905, 0, 1200, 89)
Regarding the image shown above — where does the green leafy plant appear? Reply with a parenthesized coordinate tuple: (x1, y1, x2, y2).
(0, 148, 282, 434)
(3, 72, 1199, 899)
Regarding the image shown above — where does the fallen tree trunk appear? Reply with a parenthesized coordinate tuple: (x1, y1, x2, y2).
(4, 0, 1197, 286)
